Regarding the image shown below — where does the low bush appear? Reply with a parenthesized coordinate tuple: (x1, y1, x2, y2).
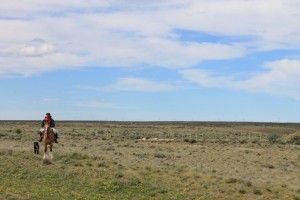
(267, 133, 281, 143)
(154, 153, 166, 158)
(239, 188, 246, 194)
(225, 178, 237, 184)
(285, 132, 300, 145)
(16, 129, 22, 134)
(183, 138, 197, 144)
(253, 188, 262, 195)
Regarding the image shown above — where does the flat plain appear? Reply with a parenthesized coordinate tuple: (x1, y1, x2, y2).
(0, 121, 300, 200)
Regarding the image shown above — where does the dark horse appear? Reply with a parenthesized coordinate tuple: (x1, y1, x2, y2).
(42, 121, 55, 159)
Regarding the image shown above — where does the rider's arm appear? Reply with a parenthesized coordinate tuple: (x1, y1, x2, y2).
(41, 120, 45, 128)
(51, 120, 56, 128)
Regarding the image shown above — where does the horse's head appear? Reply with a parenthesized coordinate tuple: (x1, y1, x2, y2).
(43, 121, 52, 135)
(44, 120, 50, 128)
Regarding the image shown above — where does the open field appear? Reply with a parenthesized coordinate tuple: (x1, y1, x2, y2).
(0, 121, 300, 200)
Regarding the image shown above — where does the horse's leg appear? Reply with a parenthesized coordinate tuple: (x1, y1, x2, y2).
(49, 144, 53, 159)
(43, 144, 47, 159)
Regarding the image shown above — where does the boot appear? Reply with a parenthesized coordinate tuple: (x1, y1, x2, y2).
(54, 133, 58, 143)
(39, 133, 43, 142)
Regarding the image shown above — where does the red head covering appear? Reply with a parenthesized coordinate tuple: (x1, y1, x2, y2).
(45, 116, 51, 122)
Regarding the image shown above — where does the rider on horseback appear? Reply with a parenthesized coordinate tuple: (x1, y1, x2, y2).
(38, 113, 58, 143)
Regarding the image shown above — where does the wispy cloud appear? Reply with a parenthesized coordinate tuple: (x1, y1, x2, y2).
(180, 69, 234, 88)
(41, 98, 60, 103)
(72, 100, 139, 110)
(73, 100, 120, 109)
(181, 59, 300, 99)
(79, 77, 177, 92)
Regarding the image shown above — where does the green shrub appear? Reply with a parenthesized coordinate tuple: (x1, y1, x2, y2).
(16, 129, 22, 134)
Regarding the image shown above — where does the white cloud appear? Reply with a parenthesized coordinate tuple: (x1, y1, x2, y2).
(0, 38, 87, 76)
(180, 69, 234, 88)
(0, 52, 87, 77)
(181, 59, 300, 99)
(19, 43, 55, 57)
(1, 0, 300, 76)
(237, 59, 300, 98)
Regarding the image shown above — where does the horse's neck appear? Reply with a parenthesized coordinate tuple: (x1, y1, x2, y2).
(44, 123, 49, 129)
(43, 124, 54, 142)
(44, 123, 50, 135)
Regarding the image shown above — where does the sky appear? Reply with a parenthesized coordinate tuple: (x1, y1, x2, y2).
(1, 0, 300, 122)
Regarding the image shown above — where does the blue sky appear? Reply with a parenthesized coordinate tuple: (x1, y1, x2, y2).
(1, 0, 300, 121)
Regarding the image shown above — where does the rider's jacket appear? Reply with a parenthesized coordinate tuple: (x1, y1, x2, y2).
(41, 119, 55, 128)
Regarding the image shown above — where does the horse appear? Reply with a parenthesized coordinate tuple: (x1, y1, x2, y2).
(42, 121, 55, 159)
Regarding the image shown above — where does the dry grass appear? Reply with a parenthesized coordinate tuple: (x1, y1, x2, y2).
(0, 121, 300, 199)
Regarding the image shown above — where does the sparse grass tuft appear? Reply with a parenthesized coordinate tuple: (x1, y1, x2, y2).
(154, 153, 166, 158)
(73, 162, 83, 167)
(0, 133, 7, 137)
(239, 188, 247, 194)
(114, 171, 124, 178)
(184, 138, 197, 144)
(0, 149, 13, 156)
(262, 164, 275, 169)
(240, 179, 252, 187)
(253, 188, 262, 195)
(43, 159, 52, 165)
(293, 195, 300, 200)
(97, 162, 108, 168)
(70, 152, 89, 160)
(16, 129, 22, 134)
(225, 178, 237, 184)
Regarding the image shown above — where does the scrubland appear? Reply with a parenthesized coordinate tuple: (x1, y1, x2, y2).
(0, 121, 300, 199)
